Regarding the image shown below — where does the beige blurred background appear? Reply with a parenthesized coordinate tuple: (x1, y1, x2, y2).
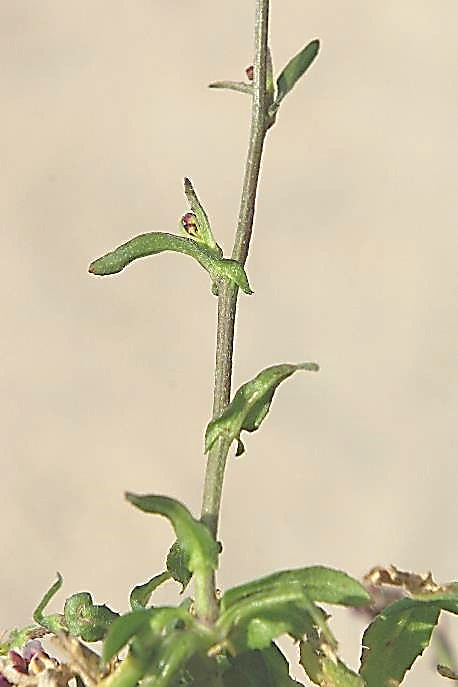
(1, 0, 457, 683)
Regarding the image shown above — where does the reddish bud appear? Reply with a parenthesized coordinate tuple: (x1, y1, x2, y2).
(181, 212, 198, 236)
(245, 65, 254, 81)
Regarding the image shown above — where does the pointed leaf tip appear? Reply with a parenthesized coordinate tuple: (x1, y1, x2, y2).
(274, 39, 320, 112)
(205, 361, 319, 455)
(182, 178, 223, 258)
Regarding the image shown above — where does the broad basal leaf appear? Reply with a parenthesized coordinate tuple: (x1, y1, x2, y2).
(221, 566, 370, 612)
(89, 232, 252, 294)
(205, 362, 319, 455)
(223, 644, 304, 686)
(125, 494, 220, 577)
(64, 592, 119, 641)
(359, 597, 441, 687)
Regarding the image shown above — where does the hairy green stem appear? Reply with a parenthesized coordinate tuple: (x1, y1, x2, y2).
(198, 0, 270, 621)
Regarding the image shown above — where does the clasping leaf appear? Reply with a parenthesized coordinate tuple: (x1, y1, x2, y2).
(125, 494, 220, 579)
(205, 362, 319, 456)
(89, 179, 252, 294)
(89, 232, 252, 294)
(166, 541, 193, 591)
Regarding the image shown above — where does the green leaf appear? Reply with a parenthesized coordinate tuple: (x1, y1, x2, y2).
(300, 641, 364, 687)
(89, 232, 253, 295)
(33, 572, 67, 633)
(247, 617, 294, 651)
(217, 584, 330, 651)
(125, 494, 220, 577)
(205, 362, 319, 455)
(209, 80, 253, 95)
(98, 653, 146, 687)
(148, 607, 191, 636)
(103, 609, 152, 663)
(221, 566, 370, 612)
(64, 592, 119, 641)
(130, 571, 171, 610)
(412, 582, 458, 615)
(139, 625, 213, 687)
(103, 606, 195, 667)
(182, 178, 222, 259)
(359, 597, 441, 686)
(273, 39, 320, 112)
(166, 541, 193, 591)
(223, 644, 304, 686)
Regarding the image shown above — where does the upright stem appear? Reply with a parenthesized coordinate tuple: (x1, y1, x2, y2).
(201, 0, 270, 539)
(198, 1, 269, 624)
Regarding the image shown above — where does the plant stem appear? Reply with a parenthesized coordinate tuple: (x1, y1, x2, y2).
(198, 0, 270, 620)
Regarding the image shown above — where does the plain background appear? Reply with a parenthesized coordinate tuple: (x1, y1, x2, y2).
(1, 1, 457, 684)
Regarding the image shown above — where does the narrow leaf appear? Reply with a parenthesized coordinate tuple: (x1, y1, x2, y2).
(182, 178, 222, 258)
(102, 609, 151, 663)
(221, 566, 370, 612)
(359, 597, 441, 686)
(300, 640, 364, 687)
(33, 573, 66, 633)
(209, 80, 253, 95)
(125, 494, 220, 576)
(89, 232, 253, 295)
(130, 571, 171, 610)
(274, 39, 320, 109)
(205, 362, 319, 454)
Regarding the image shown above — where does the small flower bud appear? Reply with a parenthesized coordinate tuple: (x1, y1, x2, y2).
(181, 212, 199, 237)
(245, 65, 254, 81)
